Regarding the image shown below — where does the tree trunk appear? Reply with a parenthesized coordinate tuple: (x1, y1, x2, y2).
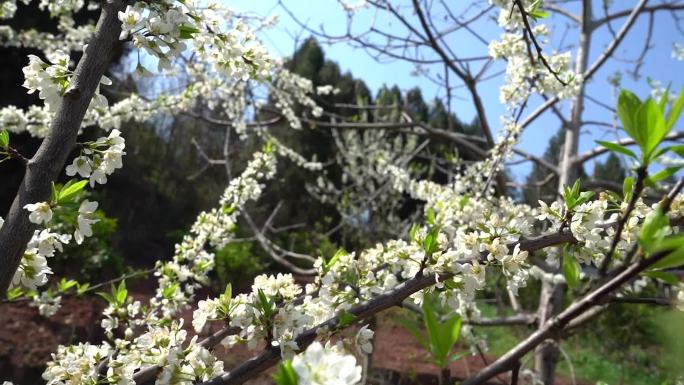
(0, 0, 125, 295)
(535, 1, 592, 384)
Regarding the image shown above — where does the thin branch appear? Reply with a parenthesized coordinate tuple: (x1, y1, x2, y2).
(514, 0, 568, 86)
(574, 131, 684, 164)
(460, 247, 672, 385)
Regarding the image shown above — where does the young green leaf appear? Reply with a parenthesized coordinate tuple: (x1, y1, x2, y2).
(50, 182, 59, 205)
(635, 99, 668, 161)
(595, 140, 637, 159)
(324, 248, 347, 273)
(617, 89, 642, 139)
(223, 282, 232, 300)
(162, 282, 179, 300)
(57, 179, 88, 204)
(645, 167, 682, 188)
(58, 278, 78, 293)
(658, 84, 671, 113)
(426, 207, 436, 226)
(338, 310, 357, 328)
(77, 282, 90, 295)
(421, 294, 462, 368)
(274, 360, 298, 385)
(6, 287, 24, 300)
(116, 280, 128, 306)
(623, 176, 634, 200)
(178, 25, 200, 39)
(670, 144, 684, 157)
(638, 207, 669, 252)
(0, 130, 9, 148)
(562, 252, 581, 288)
(641, 271, 680, 286)
(649, 247, 684, 270)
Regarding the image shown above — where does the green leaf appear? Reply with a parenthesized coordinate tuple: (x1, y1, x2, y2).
(274, 360, 298, 385)
(635, 98, 668, 161)
(563, 251, 581, 288)
(324, 248, 347, 273)
(162, 282, 179, 300)
(422, 228, 440, 255)
(223, 283, 232, 300)
(650, 247, 684, 270)
(617, 89, 642, 139)
(529, 9, 549, 19)
(665, 85, 684, 131)
(96, 291, 115, 305)
(0, 130, 8, 148)
(528, 0, 548, 19)
(623, 177, 634, 199)
(178, 24, 200, 39)
(338, 310, 357, 328)
(652, 234, 684, 251)
(641, 271, 680, 286)
(6, 287, 24, 300)
(421, 294, 461, 368)
(595, 140, 637, 159)
(645, 167, 682, 187)
(669, 144, 684, 157)
(58, 278, 78, 293)
(409, 224, 420, 243)
(426, 207, 436, 225)
(658, 84, 672, 114)
(57, 179, 88, 204)
(116, 280, 128, 306)
(256, 289, 274, 318)
(50, 182, 59, 205)
(396, 316, 430, 352)
(76, 282, 90, 295)
(576, 191, 595, 206)
(639, 207, 669, 252)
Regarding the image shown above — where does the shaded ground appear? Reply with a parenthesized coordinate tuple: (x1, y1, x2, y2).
(0, 296, 588, 385)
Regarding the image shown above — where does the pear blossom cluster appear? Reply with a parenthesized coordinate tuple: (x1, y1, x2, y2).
(205, 273, 311, 359)
(118, 1, 276, 80)
(0, 0, 28, 19)
(307, 128, 419, 237)
(21, 51, 111, 114)
(537, 193, 653, 266)
(487, 0, 580, 108)
(66, 129, 125, 187)
(489, 24, 580, 106)
(11, 229, 72, 290)
(94, 149, 279, 343)
(43, 342, 111, 385)
(30, 291, 62, 317)
(4, 2, 684, 385)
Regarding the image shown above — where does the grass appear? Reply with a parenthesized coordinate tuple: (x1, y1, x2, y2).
(474, 303, 672, 385)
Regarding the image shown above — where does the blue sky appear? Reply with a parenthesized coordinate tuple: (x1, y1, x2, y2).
(228, 0, 683, 181)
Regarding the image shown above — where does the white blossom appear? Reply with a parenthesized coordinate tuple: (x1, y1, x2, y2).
(24, 201, 53, 224)
(74, 200, 99, 244)
(291, 342, 362, 385)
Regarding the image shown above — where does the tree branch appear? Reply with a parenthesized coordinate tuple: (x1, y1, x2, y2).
(0, 0, 126, 295)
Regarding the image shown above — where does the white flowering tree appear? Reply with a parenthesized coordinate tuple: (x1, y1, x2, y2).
(0, 1, 684, 385)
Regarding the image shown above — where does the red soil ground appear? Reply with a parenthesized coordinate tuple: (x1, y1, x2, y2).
(0, 295, 586, 385)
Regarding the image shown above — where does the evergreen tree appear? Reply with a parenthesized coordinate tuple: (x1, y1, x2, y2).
(593, 153, 627, 185)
